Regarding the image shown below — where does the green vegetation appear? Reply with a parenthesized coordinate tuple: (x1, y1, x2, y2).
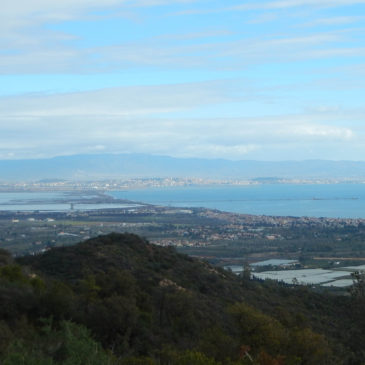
(0, 233, 363, 363)
(3, 207, 365, 271)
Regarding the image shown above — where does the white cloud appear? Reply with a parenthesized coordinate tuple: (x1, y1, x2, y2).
(1, 0, 363, 74)
(304, 16, 365, 26)
(63, 29, 361, 74)
(0, 0, 201, 74)
(0, 84, 359, 159)
(0, 0, 362, 162)
(291, 124, 353, 139)
(176, 0, 365, 16)
(232, 0, 365, 11)
(182, 144, 260, 159)
(0, 81, 236, 118)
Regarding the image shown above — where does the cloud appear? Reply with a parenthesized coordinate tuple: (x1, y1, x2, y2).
(1, 0, 364, 74)
(179, 117, 355, 143)
(0, 81, 237, 118)
(304, 16, 365, 26)
(0, 0, 201, 74)
(0, 1, 363, 162)
(231, 0, 365, 11)
(181, 144, 260, 159)
(175, 0, 365, 16)
(291, 124, 353, 139)
(47, 29, 359, 74)
(0, 84, 359, 160)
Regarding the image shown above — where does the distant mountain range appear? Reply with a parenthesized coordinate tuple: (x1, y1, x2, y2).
(1, 153, 365, 181)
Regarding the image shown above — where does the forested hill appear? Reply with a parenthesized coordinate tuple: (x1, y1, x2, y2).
(0, 233, 364, 364)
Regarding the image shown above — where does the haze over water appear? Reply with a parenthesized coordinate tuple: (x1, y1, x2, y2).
(110, 184, 365, 219)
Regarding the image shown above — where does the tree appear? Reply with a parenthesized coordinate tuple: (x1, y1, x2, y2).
(349, 271, 365, 299)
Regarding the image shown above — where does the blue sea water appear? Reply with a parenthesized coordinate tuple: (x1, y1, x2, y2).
(109, 184, 365, 219)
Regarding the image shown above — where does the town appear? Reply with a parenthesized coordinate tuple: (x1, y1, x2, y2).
(2, 204, 365, 274)
(1, 176, 365, 192)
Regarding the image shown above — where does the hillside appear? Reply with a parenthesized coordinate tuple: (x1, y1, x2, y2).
(2, 153, 365, 180)
(0, 233, 364, 364)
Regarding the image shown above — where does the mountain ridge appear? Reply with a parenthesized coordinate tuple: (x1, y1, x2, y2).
(1, 153, 365, 180)
(9, 233, 363, 363)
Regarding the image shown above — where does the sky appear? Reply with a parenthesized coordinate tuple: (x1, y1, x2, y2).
(1, 0, 365, 161)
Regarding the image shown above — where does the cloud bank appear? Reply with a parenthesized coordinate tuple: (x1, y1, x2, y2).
(0, 82, 358, 160)
(0, 0, 364, 161)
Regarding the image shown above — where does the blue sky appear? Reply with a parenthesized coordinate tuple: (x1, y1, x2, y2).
(1, 0, 364, 160)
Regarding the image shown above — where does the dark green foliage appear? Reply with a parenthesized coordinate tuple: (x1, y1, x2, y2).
(0, 233, 362, 364)
(159, 349, 220, 365)
(349, 271, 365, 298)
(1, 320, 115, 365)
(0, 248, 13, 266)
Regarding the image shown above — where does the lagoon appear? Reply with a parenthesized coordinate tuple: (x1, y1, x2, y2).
(0, 192, 139, 211)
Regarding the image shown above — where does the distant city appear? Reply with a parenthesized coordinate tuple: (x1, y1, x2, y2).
(1, 176, 365, 192)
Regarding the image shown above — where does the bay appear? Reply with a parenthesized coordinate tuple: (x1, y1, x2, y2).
(109, 183, 365, 219)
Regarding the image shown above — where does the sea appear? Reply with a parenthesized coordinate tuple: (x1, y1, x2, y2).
(109, 183, 365, 219)
(1, 184, 365, 218)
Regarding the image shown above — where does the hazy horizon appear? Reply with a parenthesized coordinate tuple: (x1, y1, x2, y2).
(1, 152, 365, 163)
(2, 154, 365, 181)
